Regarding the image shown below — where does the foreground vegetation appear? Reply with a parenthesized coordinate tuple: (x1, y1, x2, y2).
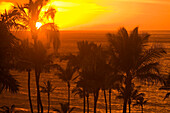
(0, 0, 169, 113)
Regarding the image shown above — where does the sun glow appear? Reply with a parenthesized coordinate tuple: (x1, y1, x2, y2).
(36, 22, 42, 29)
(0, 2, 13, 13)
(40, 0, 106, 30)
(0, 0, 107, 30)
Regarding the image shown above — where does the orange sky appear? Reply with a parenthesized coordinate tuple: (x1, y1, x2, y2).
(0, 0, 170, 30)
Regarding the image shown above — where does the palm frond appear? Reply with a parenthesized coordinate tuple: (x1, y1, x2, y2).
(136, 73, 164, 84)
(69, 107, 76, 113)
(53, 108, 61, 113)
(136, 62, 159, 75)
(0, 72, 19, 93)
(137, 47, 166, 68)
(163, 92, 170, 100)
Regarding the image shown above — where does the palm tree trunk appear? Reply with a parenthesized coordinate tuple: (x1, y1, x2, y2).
(123, 73, 132, 113)
(48, 92, 50, 113)
(67, 81, 70, 105)
(94, 90, 99, 113)
(103, 89, 107, 113)
(128, 100, 131, 113)
(109, 89, 111, 113)
(87, 93, 89, 113)
(27, 69, 33, 113)
(141, 105, 143, 113)
(123, 97, 128, 113)
(38, 73, 43, 113)
(83, 88, 86, 113)
(35, 71, 40, 113)
(35, 71, 43, 113)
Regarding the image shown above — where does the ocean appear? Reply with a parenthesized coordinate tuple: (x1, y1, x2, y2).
(0, 30, 170, 113)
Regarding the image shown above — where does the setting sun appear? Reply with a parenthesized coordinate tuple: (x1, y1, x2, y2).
(0, 0, 170, 30)
(36, 22, 42, 29)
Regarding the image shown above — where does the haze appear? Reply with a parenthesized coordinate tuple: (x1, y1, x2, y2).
(0, 0, 170, 30)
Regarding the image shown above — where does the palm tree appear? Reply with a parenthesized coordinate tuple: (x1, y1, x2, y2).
(117, 84, 145, 113)
(16, 39, 34, 113)
(133, 96, 147, 113)
(53, 102, 75, 113)
(40, 80, 56, 113)
(72, 79, 90, 113)
(107, 27, 166, 113)
(55, 61, 77, 106)
(13, 1, 60, 112)
(75, 41, 111, 113)
(0, 11, 20, 94)
(17, 39, 55, 113)
(106, 73, 123, 113)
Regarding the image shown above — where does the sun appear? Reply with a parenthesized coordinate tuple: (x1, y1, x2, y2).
(36, 22, 42, 29)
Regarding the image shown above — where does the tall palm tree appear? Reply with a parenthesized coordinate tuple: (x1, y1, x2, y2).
(55, 61, 77, 106)
(75, 41, 111, 113)
(16, 39, 34, 113)
(17, 39, 54, 113)
(40, 80, 56, 113)
(0, 11, 20, 94)
(107, 27, 166, 113)
(72, 79, 90, 113)
(105, 73, 123, 113)
(13, 1, 60, 112)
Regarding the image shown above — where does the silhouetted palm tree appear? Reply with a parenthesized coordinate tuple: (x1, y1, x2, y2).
(117, 84, 145, 113)
(75, 41, 111, 113)
(12, 1, 60, 112)
(53, 102, 75, 113)
(55, 62, 77, 105)
(17, 39, 54, 113)
(0, 12, 20, 94)
(72, 79, 90, 113)
(40, 80, 56, 113)
(16, 39, 34, 113)
(105, 73, 123, 113)
(107, 27, 166, 113)
(133, 96, 147, 113)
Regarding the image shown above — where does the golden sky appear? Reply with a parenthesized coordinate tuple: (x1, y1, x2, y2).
(0, 0, 170, 30)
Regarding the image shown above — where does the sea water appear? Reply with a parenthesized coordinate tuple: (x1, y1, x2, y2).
(0, 30, 170, 113)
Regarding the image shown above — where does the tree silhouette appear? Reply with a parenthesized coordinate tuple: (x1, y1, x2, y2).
(72, 78, 90, 113)
(17, 39, 54, 113)
(16, 39, 34, 113)
(0, 11, 20, 94)
(133, 96, 147, 113)
(12, 0, 60, 112)
(55, 59, 77, 106)
(107, 27, 166, 113)
(117, 84, 145, 113)
(40, 80, 56, 113)
(74, 41, 111, 113)
(104, 72, 123, 113)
